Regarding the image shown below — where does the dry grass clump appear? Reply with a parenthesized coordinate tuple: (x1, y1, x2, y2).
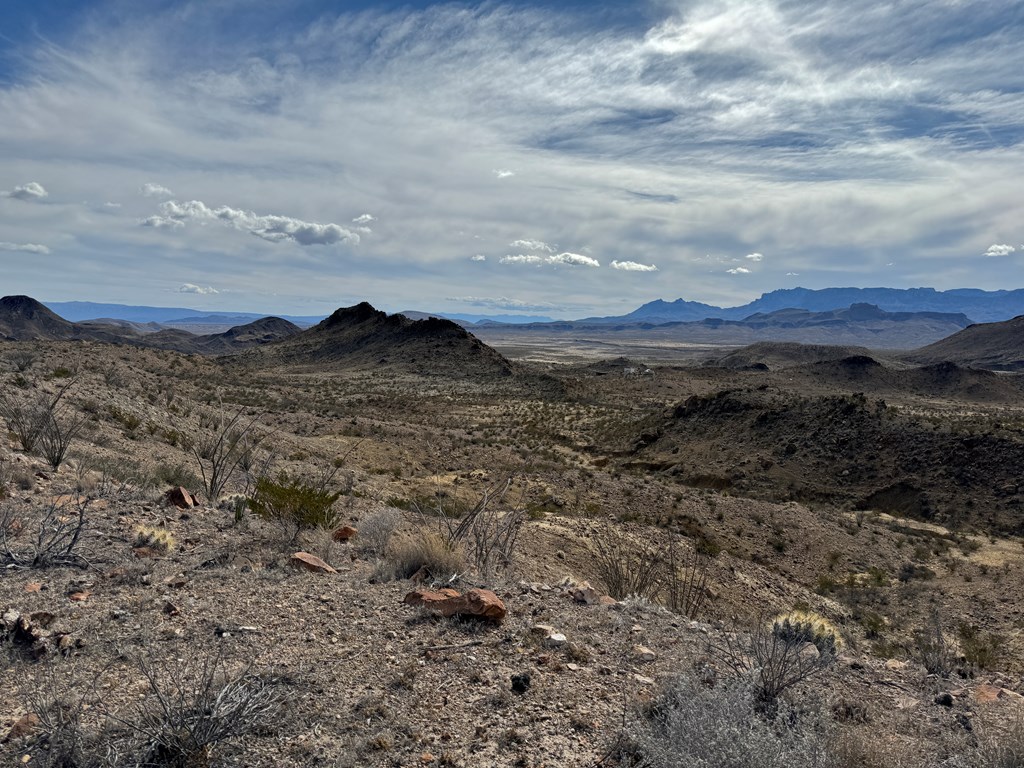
(357, 506, 402, 556)
(133, 525, 176, 553)
(378, 527, 465, 582)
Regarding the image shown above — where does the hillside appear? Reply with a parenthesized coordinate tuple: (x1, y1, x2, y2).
(0, 295, 127, 343)
(247, 302, 516, 378)
(909, 315, 1024, 370)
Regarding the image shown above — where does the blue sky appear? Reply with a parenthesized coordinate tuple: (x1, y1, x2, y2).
(1, 0, 1022, 317)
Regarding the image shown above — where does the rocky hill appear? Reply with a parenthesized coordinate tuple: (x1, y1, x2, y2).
(0, 295, 126, 343)
(248, 302, 516, 378)
(908, 315, 1024, 370)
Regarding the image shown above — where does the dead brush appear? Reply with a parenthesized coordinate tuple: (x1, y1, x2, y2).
(0, 493, 91, 569)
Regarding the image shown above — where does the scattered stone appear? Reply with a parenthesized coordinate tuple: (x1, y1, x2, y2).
(133, 546, 160, 559)
(2, 713, 40, 744)
(633, 674, 655, 685)
(884, 659, 907, 672)
(633, 644, 656, 663)
(164, 486, 197, 509)
(405, 588, 506, 623)
(546, 633, 568, 648)
(289, 552, 337, 574)
(566, 663, 580, 672)
(332, 525, 358, 542)
(23, 583, 41, 593)
(935, 692, 954, 707)
(510, 671, 532, 694)
(531, 624, 556, 636)
(162, 601, 181, 616)
(67, 589, 91, 602)
(974, 684, 1002, 704)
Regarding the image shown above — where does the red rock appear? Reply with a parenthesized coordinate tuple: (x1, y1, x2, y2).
(67, 590, 91, 602)
(164, 486, 196, 509)
(24, 583, 41, 593)
(332, 525, 358, 542)
(404, 588, 461, 608)
(289, 552, 337, 574)
(133, 546, 159, 559)
(974, 684, 1002, 704)
(404, 588, 506, 622)
(2, 712, 39, 744)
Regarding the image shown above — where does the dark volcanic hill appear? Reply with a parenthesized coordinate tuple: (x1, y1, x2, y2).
(248, 302, 515, 377)
(138, 317, 302, 355)
(630, 387, 1024, 533)
(0, 295, 126, 343)
(908, 315, 1024, 370)
(710, 342, 877, 370)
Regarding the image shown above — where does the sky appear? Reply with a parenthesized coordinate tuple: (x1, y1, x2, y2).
(1, 0, 1022, 319)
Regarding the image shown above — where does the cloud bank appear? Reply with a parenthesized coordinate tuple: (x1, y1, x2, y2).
(4, 182, 48, 201)
(149, 200, 360, 246)
(0, 241, 50, 254)
(610, 260, 658, 272)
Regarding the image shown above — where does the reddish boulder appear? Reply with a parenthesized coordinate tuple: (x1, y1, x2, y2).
(332, 525, 358, 542)
(289, 552, 337, 574)
(403, 588, 506, 622)
(164, 486, 197, 509)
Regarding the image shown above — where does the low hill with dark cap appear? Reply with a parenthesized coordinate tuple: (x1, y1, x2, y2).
(908, 315, 1024, 371)
(246, 302, 516, 378)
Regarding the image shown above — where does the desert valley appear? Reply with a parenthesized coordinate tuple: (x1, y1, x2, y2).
(2, 291, 1024, 767)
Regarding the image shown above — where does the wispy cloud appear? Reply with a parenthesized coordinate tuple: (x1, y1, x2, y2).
(179, 283, 219, 295)
(352, 213, 376, 224)
(745, 253, 764, 262)
(0, 241, 50, 254)
(450, 296, 558, 312)
(727, 267, 751, 275)
(984, 244, 1016, 257)
(140, 183, 173, 198)
(3, 182, 48, 201)
(470, 254, 486, 262)
(1, 1, 1023, 314)
(610, 260, 658, 272)
(510, 239, 555, 253)
(150, 200, 360, 246)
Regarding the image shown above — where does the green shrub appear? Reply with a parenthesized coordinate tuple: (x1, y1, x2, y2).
(249, 473, 341, 539)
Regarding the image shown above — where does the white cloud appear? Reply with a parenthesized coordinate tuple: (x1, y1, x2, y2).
(141, 215, 184, 230)
(140, 182, 174, 198)
(471, 254, 486, 262)
(745, 252, 764, 262)
(550, 252, 600, 267)
(179, 283, 219, 295)
(352, 213, 376, 224)
(154, 200, 360, 246)
(727, 267, 751, 275)
(610, 260, 658, 272)
(103, 202, 122, 209)
(493, 169, 515, 178)
(500, 254, 544, 265)
(0, 241, 50, 254)
(501, 252, 599, 267)
(984, 244, 1016, 257)
(4, 182, 48, 201)
(450, 296, 557, 312)
(510, 239, 555, 253)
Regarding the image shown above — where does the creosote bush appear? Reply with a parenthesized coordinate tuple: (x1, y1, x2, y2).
(249, 472, 341, 541)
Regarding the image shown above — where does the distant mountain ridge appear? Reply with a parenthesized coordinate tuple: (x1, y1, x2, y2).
(43, 300, 325, 327)
(589, 287, 1024, 325)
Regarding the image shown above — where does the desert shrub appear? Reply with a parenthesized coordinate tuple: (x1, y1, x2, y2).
(591, 525, 664, 601)
(134, 526, 176, 553)
(25, 651, 292, 767)
(249, 473, 341, 541)
(8, 349, 36, 372)
(358, 506, 403, 556)
(0, 385, 51, 452)
(153, 462, 203, 492)
(664, 537, 714, 620)
(914, 608, 956, 678)
(957, 622, 1005, 671)
(712, 611, 841, 708)
(632, 672, 836, 768)
(0, 494, 91, 569)
(972, 714, 1024, 768)
(380, 527, 465, 581)
(191, 408, 267, 501)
